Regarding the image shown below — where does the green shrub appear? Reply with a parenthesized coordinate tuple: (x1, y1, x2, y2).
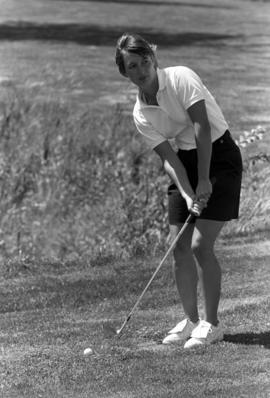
(0, 90, 269, 260)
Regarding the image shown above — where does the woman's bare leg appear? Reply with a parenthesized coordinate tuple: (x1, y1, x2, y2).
(170, 223, 199, 323)
(191, 219, 225, 326)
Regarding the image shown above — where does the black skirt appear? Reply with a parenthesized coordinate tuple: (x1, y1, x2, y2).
(168, 130, 243, 224)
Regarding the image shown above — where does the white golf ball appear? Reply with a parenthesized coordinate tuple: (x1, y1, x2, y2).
(83, 347, 93, 356)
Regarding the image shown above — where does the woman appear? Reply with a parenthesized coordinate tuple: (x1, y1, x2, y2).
(115, 33, 242, 348)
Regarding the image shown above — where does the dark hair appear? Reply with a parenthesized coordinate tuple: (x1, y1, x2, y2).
(115, 33, 157, 76)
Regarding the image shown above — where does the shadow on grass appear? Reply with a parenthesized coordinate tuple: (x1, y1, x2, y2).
(52, 0, 236, 8)
(0, 22, 241, 47)
(224, 332, 270, 349)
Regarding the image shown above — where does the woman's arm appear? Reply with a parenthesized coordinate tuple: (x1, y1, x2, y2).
(154, 141, 195, 211)
(187, 99, 212, 200)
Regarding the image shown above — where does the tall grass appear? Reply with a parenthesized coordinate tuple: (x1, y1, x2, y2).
(0, 89, 269, 261)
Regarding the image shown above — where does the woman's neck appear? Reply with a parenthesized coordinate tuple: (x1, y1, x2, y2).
(141, 74, 159, 105)
(142, 91, 159, 105)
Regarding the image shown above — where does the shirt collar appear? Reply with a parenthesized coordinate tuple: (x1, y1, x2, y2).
(137, 68, 166, 107)
(157, 67, 166, 91)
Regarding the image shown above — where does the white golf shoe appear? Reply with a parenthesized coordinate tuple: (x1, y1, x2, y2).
(162, 318, 200, 345)
(184, 320, 224, 349)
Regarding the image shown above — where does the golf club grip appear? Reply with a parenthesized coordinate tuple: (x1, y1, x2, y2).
(190, 176, 217, 216)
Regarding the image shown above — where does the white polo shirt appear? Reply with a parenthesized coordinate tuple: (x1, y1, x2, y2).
(133, 66, 229, 150)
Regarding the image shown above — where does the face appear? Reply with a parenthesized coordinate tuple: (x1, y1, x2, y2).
(122, 51, 157, 91)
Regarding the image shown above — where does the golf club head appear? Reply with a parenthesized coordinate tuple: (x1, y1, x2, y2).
(102, 322, 120, 338)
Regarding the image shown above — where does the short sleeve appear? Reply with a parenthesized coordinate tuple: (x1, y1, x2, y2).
(174, 67, 205, 110)
(133, 109, 167, 150)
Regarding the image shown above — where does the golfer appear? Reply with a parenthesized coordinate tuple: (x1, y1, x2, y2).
(115, 33, 242, 348)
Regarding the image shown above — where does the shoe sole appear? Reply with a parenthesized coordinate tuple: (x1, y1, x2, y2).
(184, 334, 224, 349)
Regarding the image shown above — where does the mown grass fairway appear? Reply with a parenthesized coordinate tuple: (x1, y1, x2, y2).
(0, 0, 270, 397)
(1, 240, 270, 397)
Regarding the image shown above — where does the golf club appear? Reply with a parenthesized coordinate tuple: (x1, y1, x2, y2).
(104, 209, 199, 338)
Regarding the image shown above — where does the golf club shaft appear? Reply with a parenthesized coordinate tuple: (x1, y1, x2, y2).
(117, 212, 195, 335)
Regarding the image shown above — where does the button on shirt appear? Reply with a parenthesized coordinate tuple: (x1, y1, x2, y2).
(133, 66, 229, 150)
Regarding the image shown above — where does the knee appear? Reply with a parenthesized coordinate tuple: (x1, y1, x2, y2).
(173, 241, 192, 267)
(191, 238, 213, 263)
